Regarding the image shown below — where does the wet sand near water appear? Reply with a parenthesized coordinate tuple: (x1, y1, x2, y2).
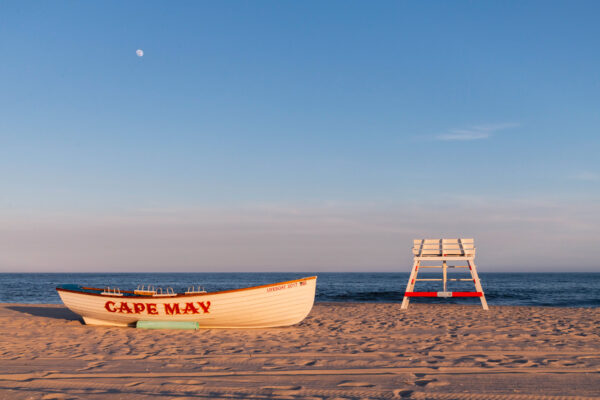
(0, 302, 599, 399)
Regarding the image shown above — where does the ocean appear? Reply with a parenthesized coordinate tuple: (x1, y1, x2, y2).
(1, 272, 599, 307)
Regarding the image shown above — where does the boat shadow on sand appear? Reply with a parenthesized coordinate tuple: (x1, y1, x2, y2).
(8, 305, 82, 322)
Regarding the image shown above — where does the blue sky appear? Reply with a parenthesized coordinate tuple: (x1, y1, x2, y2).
(1, 2, 599, 271)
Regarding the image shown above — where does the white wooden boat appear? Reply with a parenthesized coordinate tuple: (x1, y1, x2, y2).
(56, 276, 317, 328)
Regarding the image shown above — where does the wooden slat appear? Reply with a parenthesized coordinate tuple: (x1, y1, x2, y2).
(412, 238, 475, 257)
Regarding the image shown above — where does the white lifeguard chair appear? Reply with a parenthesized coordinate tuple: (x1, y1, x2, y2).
(401, 238, 488, 310)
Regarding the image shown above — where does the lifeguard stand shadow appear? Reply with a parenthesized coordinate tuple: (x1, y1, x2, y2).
(8, 305, 82, 322)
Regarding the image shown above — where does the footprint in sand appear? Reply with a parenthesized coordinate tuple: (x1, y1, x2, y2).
(170, 379, 205, 385)
(41, 394, 75, 400)
(393, 389, 414, 398)
(558, 361, 579, 366)
(509, 358, 529, 364)
(261, 385, 303, 395)
(77, 361, 105, 371)
(414, 378, 448, 387)
(541, 358, 559, 364)
(414, 379, 434, 387)
(261, 385, 302, 390)
(578, 355, 600, 360)
(202, 366, 231, 371)
(452, 356, 475, 365)
(337, 380, 375, 387)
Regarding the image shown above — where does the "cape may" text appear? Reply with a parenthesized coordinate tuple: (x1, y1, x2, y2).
(104, 301, 211, 315)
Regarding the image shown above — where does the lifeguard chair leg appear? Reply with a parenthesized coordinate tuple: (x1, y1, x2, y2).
(468, 259, 488, 310)
(401, 260, 420, 309)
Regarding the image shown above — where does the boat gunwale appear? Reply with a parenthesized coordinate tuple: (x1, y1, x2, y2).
(56, 276, 317, 299)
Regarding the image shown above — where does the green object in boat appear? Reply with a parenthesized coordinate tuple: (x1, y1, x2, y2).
(136, 321, 199, 330)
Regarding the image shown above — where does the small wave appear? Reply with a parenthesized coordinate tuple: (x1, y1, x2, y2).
(321, 290, 404, 302)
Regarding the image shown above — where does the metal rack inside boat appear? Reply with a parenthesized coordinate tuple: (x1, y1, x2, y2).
(133, 285, 176, 297)
(101, 287, 123, 296)
(99, 285, 180, 297)
(185, 286, 207, 294)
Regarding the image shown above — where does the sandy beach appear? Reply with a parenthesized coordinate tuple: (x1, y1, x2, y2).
(0, 302, 598, 399)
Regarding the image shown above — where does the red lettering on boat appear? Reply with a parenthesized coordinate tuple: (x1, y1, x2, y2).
(198, 301, 211, 313)
(146, 303, 158, 315)
(267, 285, 286, 293)
(164, 303, 181, 315)
(133, 303, 145, 314)
(118, 302, 133, 314)
(105, 301, 116, 312)
(182, 302, 199, 314)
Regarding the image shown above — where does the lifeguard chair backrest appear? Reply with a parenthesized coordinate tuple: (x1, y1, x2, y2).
(412, 238, 475, 257)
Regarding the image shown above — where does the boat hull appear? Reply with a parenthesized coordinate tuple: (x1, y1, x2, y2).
(57, 277, 317, 328)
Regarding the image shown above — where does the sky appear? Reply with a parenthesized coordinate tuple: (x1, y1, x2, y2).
(1, 1, 599, 272)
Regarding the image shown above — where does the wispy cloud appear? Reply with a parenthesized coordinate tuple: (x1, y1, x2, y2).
(435, 122, 519, 141)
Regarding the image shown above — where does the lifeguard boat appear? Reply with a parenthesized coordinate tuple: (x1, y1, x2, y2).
(56, 276, 317, 328)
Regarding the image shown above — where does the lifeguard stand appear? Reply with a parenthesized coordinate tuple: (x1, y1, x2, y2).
(401, 238, 488, 310)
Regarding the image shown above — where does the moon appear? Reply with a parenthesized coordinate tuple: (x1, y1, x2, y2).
(136, 49, 144, 57)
